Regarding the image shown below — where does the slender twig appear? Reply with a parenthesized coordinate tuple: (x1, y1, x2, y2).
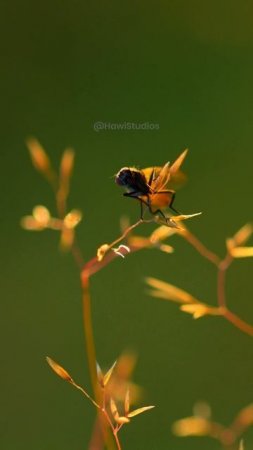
(107, 218, 144, 250)
(179, 228, 220, 266)
(112, 430, 122, 450)
(71, 379, 121, 450)
(223, 309, 253, 337)
(180, 228, 253, 337)
(217, 253, 233, 309)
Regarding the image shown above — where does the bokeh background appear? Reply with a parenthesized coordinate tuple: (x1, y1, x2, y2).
(1, 1, 253, 449)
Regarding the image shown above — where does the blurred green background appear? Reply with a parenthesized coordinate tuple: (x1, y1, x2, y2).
(1, 1, 253, 449)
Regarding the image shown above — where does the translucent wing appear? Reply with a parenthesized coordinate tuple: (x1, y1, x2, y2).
(142, 164, 170, 192)
(142, 148, 188, 192)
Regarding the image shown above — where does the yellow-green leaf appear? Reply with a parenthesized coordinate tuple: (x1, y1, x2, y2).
(46, 356, 73, 382)
(146, 277, 201, 304)
(124, 389, 130, 415)
(110, 398, 119, 418)
(103, 360, 117, 386)
(230, 246, 253, 258)
(128, 405, 155, 418)
(180, 304, 222, 319)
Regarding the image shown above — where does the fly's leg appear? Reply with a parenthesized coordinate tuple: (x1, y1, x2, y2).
(148, 206, 168, 222)
(157, 190, 181, 215)
(123, 192, 149, 220)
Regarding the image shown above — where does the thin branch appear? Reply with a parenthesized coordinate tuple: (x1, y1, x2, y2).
(179, 228, 221, 266)
(223, 309, 253, 337)
(180, 227, 253, 338)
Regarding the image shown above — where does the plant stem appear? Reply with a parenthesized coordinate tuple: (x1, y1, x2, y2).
(182, 228, 253, 338)
(179, 228, 220, 266)
(81, 273, 98, 394)
(217, 266, 227, 309)
(81, 269, 117, 450)
(223, 309, 253, 337)
(113, 431, 122, 450)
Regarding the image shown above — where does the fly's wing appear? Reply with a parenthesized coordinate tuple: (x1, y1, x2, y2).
(140, 167, 155, 186)
(142, 163, 171, 192)
(142, 148, 188, 193)
(167, 149, 188, 189)
(169, 149, 188, 175)
(167, 168, 187, 189)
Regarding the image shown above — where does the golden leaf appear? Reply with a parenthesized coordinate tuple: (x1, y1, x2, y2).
(63, 210, 82, 229)
(103, 360, 117, 387)
(115, 416, 130, 425)
(21, 205, 51, 231)
(229, 247, 253, 258)
(170, 212, 202, 222)
(159, 244, 174, 254)
(97, 244, 110, 261)
(127, 405, 155, 418)
(26, 137, 51, 174)
(46, 357, 73, 382)
(110, 398, 119, 419)
(127, 235, 150, 248)
(180, 304, 222, 319)
(105, 351, 141, 405)
(59, 148, 75, 182)
(154, 216, 180, 228)
(124, 389, 130, 415)
(33, 205, 51, 227)
(96, 362, 104, 386)
(150, 225, 177, 243)
(229, 224, 253, 248)
(233, 403, 253, 428)
(20, 216, 43, 231)
(239, 440, 244, 450)
(172, 417, 211, 437)
(146, 278, 202, 304)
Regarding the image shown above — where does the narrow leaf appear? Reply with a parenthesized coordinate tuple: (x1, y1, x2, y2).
(230, 247, 253, 258)
(26, 137, 51, 174)
(96, 362, 104, 386)
(150, 225, 177, 243)
(239, 440, 244, 450)
(59, 148, 75, 182)
(124, 389, 130, 415)
(171, 212, 202, 222)
(146, 277, 202, 304)
(97, 244, 110, 261)
(63, 209, 82, 229)
(233, 403, 253, 428)
(46, 357, 73, 382)
(172, 417, 211, 436)
(115, 416, 130, 425)
(110, 398, 119, 418)
(180, 304, 222, 319)
(128, 405, 155, 418)
(159, 244, 174, 253)
(232, 223, 253, 247)
(103, 360, 117, 386)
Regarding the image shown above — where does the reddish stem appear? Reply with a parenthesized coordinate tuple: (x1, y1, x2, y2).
(179, 229, 221, 266)
(223, 309, 253, 337)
